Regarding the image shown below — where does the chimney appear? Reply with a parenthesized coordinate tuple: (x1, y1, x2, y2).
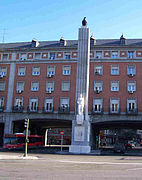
(32, 38, 39, 48)
(60, 37, 66, 46)
(120, 34, 126, 45)
(90, 35, 96, 46)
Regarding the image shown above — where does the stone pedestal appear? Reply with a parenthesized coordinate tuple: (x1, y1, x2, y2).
(69, 20, 91, 154)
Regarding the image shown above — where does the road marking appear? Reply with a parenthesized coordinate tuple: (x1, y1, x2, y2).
(59, 160, 142, 165)
(127, 168, 142, 171)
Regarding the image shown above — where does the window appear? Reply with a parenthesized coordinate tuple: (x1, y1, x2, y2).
(112, 51, 118, 58)
(31, 82, 39, 91)
(61, 81, 70, 91)
(127, 99, 137, 112)
(127, 65, 136, 76)
(111, 65, 119, 75)
(35, 53, 41, 60)
(32, 67, 40, 75)
(96, 51, 102, 59)
(128, 81, 136, 92)
(128, 51, 134, 59)
(60, 98, 69, 110)
(0, 82, 5, 91)
(29, 98, 38, 112)
(15, 98, 23, 107)
(2, 54, 8, 60)
(20, 53, 27, 60)
(94, 65, 103, 75)
(0, 97, 4, 108)
(16, 82, 24, 92)
(46, 81, 54, 93)
(111, 81, 119, 91)
(49, 53, 56, 60)
(93, 98, 103, 113)
(18, 67, 26, 76)
(47, 66, 55, 77)
(94, 81, 103, 92)
(44, 98, 53, 112)
(110, 99, 120, 113)
(0, 67, 7, 76)
(64, 52, 71, 60)
(63, 65, 71, 75)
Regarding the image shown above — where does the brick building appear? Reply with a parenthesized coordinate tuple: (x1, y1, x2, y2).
(1, 20, 142, 151)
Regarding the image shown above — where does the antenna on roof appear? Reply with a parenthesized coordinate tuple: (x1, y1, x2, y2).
(2, 28, 6, 43)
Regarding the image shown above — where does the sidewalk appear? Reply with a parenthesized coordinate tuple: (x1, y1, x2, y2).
(0, 154, 38, 160)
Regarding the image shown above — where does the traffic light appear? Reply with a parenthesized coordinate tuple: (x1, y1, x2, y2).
(24, 119, 29, 128)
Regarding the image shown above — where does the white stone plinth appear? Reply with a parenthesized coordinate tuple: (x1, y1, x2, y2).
(69, 145, 91, 154)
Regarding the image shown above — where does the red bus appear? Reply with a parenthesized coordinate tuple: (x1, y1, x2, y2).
(3, 134, 43, 150)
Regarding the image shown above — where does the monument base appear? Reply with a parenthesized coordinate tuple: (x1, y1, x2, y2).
(69, 145, 91, 154)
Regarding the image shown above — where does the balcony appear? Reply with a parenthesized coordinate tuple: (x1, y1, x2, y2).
(42, 107, 54, 113)
(126, 108, 138, 115)
(109, 108, 120, 115)
(58, 106, 70, 114)
(27, 106, 38, 113)
(92, 108, 103, 115)
(0, 106, 4, 112)
(12, 106, 24, 113)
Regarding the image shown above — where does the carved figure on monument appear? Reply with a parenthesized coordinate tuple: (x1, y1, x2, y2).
(82, 17, 87, 26)
(76, 95, 84, 125)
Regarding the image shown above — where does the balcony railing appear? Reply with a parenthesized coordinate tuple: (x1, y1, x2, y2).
(109, 108, 120, 115)
(42, 107, 54, 113)
(12, 106, 24, 112)
(126, 108, 138, 115)
(0, 106, 4, 112)
(58, 107, 70, 114)
(92, 108, 103, 114)
(27, 106, 38, 113)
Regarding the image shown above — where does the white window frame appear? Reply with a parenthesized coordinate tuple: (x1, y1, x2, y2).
(64, 52, 71, 60)
(94, 81, 103, 92)
(18, 67, 26, 76)
(31, 82, 39, 91)
(29, 98, 38, 112)
(16, 82, 24, 92)
(62, 65, 71, 75)
(44, 98, 53, 112)
(47, 66, 55, 77)
(49, 52, 56, 60)
(111, 81, 119, 92)
(127, 65, 136, 76)
(127, 81, 136, 92)
(110, 98, 120, 113)
(0, 67, 7, 76)
(20, 53, 27, 60)
(15, 97, 23, 107)
(127, 99, 137, 112)
(128, 51, 134, 59)
(46, 81, 54, 93)
(112, 51, 118, 59)
(0, 82, 5, 91)
(32, 67, 40, 76)
(96, 51, 102, 59)
(93, 98, 103, 113)
(0, 97, 4, 107)
(61, 81, 70, 91)
(2, 54, 8, 60)
(60, 98, 70, 109)
(111, 65, 119, 75)
(94, 65, 103, 75)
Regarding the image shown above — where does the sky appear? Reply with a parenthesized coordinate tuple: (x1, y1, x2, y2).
(1, 0, 142, 43)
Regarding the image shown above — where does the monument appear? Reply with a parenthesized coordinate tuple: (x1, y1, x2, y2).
(69, 17, 91, 153)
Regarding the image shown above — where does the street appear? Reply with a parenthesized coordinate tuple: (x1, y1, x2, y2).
(0, 152, 142, 179)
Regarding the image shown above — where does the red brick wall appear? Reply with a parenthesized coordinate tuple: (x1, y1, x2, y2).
(13, 63, 77, 111)
(89, 62, 142, 113)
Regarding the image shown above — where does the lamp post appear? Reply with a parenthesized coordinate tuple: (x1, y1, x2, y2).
(24, 118, 29, 157)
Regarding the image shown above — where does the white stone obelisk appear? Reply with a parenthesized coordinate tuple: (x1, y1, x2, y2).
(69, 17, 91, 153)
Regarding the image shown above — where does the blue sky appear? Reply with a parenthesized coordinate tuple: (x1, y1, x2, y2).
(1, 0, 142, 43)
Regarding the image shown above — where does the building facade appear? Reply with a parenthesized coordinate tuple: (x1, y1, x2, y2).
(1, 19, 142, 151)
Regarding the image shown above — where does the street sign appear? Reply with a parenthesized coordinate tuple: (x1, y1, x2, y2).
(60, 131, 64, 135)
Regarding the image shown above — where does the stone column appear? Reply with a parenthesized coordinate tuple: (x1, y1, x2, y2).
(69, 18, 91, 153)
